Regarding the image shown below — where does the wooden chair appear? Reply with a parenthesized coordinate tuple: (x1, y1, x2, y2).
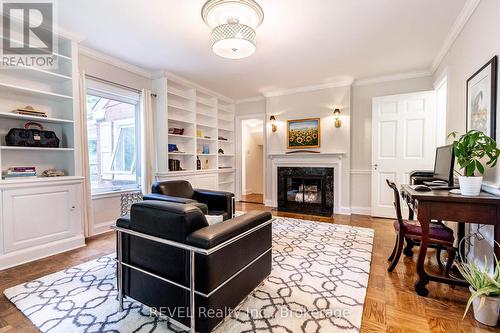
(386, 180, 456, 275)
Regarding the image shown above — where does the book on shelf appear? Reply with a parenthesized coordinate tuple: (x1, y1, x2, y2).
(3, 166, 37, 179)
(8, 166, 36, 172)
(4, 173, 37, 178)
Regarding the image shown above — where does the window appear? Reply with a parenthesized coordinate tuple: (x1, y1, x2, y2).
(86, 79, 141, 194)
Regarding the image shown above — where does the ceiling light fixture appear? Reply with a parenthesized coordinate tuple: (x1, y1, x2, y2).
(201, 0, 264, 59)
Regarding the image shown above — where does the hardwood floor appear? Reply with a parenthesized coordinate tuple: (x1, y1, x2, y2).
(240, 193, 264, 204)
(0, 202, 497, 332)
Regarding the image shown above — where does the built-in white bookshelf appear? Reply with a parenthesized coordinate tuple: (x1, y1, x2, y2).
(0, 32, 84, 270)
(0, 35, 79, 183)
(153, 75, 235, 191)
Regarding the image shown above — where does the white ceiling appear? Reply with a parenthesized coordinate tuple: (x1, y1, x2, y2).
(57, 0, 467, 99)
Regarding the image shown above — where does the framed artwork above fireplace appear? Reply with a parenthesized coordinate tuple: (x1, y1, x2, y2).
(287, 118, 320, 149)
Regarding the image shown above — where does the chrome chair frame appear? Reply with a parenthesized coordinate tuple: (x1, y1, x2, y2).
(112, 217, 273, 333)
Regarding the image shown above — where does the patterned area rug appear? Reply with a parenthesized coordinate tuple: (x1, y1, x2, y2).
(4, 216, 374, 333)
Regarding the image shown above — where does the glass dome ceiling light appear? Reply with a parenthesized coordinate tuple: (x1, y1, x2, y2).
(201, 0, 264, 59)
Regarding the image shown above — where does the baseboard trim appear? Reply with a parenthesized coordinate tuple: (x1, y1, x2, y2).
(91, 220, 115, 236)
(351, 206, 372, 216)
(0, 235, 86, 270)
(337, 207, 351, 215)
(264, 200, 274, 207)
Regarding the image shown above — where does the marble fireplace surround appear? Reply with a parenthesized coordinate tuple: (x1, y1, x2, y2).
(269, 153, 344, 214)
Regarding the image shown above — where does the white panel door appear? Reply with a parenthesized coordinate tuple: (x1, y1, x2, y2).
(371, 91, 436, 218)
(2, 184, 81, 253)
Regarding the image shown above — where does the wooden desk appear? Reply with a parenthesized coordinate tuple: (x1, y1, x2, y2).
(400, 184, 500, 296)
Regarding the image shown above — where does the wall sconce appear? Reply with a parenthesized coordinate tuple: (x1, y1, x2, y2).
(269, 115, 277, 132)
(333, 108, 342, 128)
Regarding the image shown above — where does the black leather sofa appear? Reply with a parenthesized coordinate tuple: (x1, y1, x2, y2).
(143, 180, 235, 220)
(114, 201, 272, 333)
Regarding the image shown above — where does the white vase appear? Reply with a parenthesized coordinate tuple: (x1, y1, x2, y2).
(470, 287, 500, 326)
(458, 176, 483, 196)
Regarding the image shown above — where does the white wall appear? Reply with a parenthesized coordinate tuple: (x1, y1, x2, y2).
(236, 99, 266, 116)
(79, 53, 152, 236)
(265, 86, 351, 212)
(350, 76, 433, 212)
(433, 0, 500, 263)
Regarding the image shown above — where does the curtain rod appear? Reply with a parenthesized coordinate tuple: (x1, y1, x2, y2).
(85, 74, 157, 97)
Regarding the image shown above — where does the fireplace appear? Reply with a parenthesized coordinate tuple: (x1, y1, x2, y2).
(278, 167, 334, 216)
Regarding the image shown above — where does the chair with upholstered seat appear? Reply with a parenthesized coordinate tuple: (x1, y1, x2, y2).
(386, 179, 456, 275)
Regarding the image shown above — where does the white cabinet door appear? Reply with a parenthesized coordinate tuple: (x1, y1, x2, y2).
(2, 184, 81, 253)
(192, 174, 218, 190)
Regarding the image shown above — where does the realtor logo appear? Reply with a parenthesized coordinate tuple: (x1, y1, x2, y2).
(1, 1, 57, 68)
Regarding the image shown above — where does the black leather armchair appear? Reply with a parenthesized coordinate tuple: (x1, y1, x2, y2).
(114, 201, 272, 333)
(144, 180, 235, 220)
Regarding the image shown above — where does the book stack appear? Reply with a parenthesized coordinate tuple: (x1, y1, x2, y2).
(14, 106, 47, 118)
(3, 166, 37, 179)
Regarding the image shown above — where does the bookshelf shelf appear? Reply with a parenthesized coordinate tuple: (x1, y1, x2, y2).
(0, 112, 74, 124)
(0, 146, 74, 151)
(0, 82, 73, 101)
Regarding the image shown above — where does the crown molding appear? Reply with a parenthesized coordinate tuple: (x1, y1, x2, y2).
(56, 26, 85, 43)
(262, 79, 354, 98)
(78, 45, 153, 79)
(431, 0, 482, 73)
(235, 95, 265, 104)
(352, 70, 432, 86)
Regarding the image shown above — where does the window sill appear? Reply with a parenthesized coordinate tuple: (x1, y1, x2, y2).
(92, 188, 141, 200)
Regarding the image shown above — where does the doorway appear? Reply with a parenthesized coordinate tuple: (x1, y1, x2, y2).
(241, 119, 264, 204)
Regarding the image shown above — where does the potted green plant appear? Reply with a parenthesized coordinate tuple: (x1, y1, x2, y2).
(455, 251, 500, 326)
(449, 130, 500, 196)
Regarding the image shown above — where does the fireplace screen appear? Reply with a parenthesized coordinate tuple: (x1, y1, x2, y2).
(287, 177, 322, 204)
(278, 167, 334, 217)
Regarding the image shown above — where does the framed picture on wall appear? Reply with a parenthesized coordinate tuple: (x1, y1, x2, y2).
(466, 55, 498, 139)
(287, 118, 320, 149)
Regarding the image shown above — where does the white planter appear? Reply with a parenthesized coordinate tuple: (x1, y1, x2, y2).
(470, 287, 500, 326)
(458, 176, 483, 196)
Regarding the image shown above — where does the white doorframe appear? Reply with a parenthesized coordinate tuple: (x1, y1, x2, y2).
(236, 113, 267, 202)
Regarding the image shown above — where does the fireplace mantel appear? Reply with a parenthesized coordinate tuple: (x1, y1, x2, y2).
(268, 152, 345, 159)
(268, 152, 344, 214)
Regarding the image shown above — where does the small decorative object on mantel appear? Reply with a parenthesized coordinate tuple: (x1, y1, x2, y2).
(467, 56, 497, 139)
(218, 148, 224, 154)
(14, 105, 47, 118)
(287, 118, 320, 149)
(285, 150, 320, 154)
(41, 169, 65, 177)
(449, 130, 500, 196)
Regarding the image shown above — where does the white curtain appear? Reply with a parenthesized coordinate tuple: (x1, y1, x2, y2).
(141, 89, 154, 194)
(79, 72, 94, 237)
